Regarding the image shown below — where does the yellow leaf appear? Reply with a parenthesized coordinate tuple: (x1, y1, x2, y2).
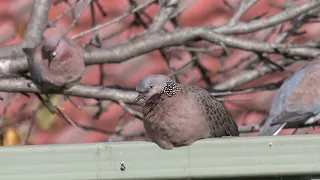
(16, 23, 27, 38)
(3, 128, 21, 146)
(36, 95, 59, 130)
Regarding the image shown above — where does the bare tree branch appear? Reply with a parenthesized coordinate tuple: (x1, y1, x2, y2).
(22, 0, 52, 47)
(0, 77, 138, 104)
(213, 58, 295, 91)
(115, 99, 143, 119)
(215, 0, 320, 34)
(84, 28, 320, 65)
(0, 1, 319, 77)
(0, 0, 51, 58)
(72, 0, 157, 39)
(149, 0, 180, 32)
(227, 0, 258, 27)
(0, 0, 51, 76)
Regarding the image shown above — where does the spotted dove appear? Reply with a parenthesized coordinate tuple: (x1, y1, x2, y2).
(135, 74, 239, 150)
(259, 59, 320, 136)
(22, 34, 85, 92)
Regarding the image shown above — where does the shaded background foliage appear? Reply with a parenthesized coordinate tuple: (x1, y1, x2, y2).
(0, 0, 319, 146)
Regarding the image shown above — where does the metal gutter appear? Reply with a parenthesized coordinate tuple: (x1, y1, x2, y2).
(1, 134, 320, 179)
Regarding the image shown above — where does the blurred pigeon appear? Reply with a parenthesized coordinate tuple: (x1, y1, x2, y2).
(135, 74, 239, 150)
(22, 34, 85, 92)
(259, 59, 320, 136)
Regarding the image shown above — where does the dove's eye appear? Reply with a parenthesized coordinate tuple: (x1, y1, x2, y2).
(51, 51, 57, 58)
(150, 85, 154, 89)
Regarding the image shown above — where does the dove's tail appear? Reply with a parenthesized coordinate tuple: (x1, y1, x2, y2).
(22, 47, 42, 85)
(258, 117, 286, 136)
(22, 47, 36, 60)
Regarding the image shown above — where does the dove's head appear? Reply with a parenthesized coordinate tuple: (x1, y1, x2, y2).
(41, 34, 64, 66)
(134, 74, 170, 103)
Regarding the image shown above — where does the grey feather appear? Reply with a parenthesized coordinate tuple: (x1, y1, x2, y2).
(259, 60, 320, 136)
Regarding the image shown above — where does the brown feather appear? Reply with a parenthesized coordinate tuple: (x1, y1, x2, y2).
(183, 85, 239, 137)
(141, 80, 239, 150)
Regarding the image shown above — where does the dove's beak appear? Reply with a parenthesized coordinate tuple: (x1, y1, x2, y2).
(134, 93, 145, 103)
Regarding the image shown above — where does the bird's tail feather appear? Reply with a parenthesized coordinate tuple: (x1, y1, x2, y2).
(258, 117, 286, 136)
(22, 47, 42, 84)
(22, 47, 36, 60)
(272, 123, 286, 135)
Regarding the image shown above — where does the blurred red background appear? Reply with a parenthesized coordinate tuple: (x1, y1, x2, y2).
(0, 0, 318, 145)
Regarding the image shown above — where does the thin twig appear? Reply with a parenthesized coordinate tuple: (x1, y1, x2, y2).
(72, 0, 157, 39)
(25, 110, 36, 145)
(115, 99, 143, 120)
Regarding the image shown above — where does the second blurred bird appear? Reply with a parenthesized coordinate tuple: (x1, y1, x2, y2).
(259, 59, 320, 136)
(22, 34, 85, 92)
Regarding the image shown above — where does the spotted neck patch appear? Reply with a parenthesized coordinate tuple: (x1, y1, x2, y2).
(162, 79, 181, 97)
